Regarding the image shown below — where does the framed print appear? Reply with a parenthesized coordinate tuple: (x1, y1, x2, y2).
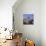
(23, 14, 34, 25)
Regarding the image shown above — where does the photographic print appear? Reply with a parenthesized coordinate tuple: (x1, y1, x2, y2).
(23, 14, 34, 25)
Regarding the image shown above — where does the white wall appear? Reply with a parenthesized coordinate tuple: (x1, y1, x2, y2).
(0, 0, 16, 30)
(0, 0, 17, 39)
(41, 0, 46, 46)
(13, 0, 41, 46)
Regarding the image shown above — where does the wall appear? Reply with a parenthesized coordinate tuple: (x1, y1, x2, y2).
(13, 0, 41, 46)
(41, 0, 46, 46)
(0, 0, 16, 30)
(0, 0, 17, 38)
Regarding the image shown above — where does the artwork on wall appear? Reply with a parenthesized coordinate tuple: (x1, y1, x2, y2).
(23, 14, 34, 25)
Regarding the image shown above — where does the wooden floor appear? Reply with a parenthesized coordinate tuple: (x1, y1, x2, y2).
(0, 39, 16, 46)
(0, 33, 23, 46)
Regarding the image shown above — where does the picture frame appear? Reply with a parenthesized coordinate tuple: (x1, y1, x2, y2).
(23, 14, 34, 25)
